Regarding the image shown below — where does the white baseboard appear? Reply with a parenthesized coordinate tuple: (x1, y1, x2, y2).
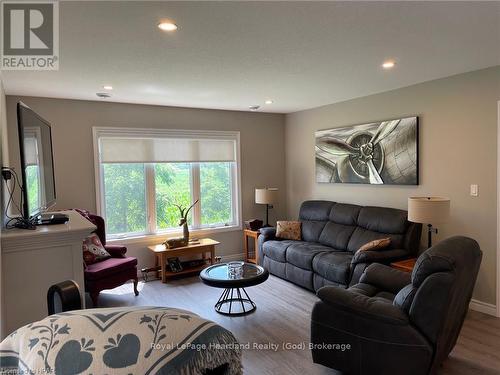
(469, 299, 498, 316)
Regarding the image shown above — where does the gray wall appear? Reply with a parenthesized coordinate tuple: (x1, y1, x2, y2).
(5, 97, 286, 269)
(285, 66, 500, 305)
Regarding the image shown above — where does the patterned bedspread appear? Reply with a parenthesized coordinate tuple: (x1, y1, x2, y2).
(0, 306, 242, 375)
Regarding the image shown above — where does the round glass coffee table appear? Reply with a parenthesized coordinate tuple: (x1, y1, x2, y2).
(200, 262, 269, 316)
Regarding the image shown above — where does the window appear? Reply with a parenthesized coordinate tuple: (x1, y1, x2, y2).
(155, 163, 192, 230)
(102, 163, 147, 235)
(200, 162, 233, 226)
(93, 128, 241, 239)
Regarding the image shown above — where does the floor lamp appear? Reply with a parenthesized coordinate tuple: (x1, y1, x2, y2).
(408, 197, 450, 248)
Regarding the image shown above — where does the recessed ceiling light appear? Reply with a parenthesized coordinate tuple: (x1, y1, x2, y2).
(382, 60, 396, 69)
(158, 22, 178, 31)
(265, 100, 273, 105)
(249, 105, 260, 111)
(103, 85, 113, 90)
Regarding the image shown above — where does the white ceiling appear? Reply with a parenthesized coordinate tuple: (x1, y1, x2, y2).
(2, 1, 499, 113)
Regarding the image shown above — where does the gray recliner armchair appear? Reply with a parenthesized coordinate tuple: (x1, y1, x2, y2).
(310, 236, 482, 375)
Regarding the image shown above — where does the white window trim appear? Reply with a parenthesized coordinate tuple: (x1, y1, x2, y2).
(92, 127, 242, 241)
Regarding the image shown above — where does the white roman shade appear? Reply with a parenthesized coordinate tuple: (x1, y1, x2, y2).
(99, 136, 237, 163)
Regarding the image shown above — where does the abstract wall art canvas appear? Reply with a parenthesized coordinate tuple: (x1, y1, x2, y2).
(315, 116, 419, 185)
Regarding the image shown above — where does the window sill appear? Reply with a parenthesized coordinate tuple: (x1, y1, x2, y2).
(106, 224, 242, 246)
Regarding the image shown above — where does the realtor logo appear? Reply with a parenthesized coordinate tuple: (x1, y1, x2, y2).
(1, 1, 59, 70)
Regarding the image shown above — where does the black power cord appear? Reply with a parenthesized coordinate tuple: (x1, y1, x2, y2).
(2, 166, 36, 230)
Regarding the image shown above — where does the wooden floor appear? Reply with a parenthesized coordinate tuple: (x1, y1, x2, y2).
(94, 275, 500, 375)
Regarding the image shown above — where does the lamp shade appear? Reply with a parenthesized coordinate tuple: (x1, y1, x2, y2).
(408, 197, 450, 224)
(255, 188, 278, 205)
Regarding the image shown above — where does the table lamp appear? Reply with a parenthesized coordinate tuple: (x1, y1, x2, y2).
(255, 188, 278, 227)
(408, 197, 450, 248)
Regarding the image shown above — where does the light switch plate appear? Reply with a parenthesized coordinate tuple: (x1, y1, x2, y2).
(470, 184, 479, 197)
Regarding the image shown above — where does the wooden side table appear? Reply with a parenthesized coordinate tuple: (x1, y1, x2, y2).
(148, 238, 219, 283)
(390, 258, 417, 273)
(243, 229, 260, 264)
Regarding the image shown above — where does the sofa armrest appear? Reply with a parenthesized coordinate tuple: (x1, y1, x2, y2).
(351, 248, 408, 265)
(316, 286, 408, 325)
(105, 244, 127, 258)
(359, 263, 411, 294)
(257, 227, 277, 265)
(259, 227, 276, 240)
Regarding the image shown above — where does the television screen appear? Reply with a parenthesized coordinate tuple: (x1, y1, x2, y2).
(17, 102, 56, 218)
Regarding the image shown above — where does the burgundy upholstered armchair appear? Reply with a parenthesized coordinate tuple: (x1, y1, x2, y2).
(76, 209, 139, 307)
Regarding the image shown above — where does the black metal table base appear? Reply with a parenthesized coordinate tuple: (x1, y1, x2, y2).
(214, 287, 256, 316)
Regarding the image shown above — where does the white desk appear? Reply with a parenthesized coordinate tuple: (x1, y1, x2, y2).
(1, 210, 95, 337)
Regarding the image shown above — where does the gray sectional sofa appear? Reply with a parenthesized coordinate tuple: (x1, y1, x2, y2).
(258, 200, 422, 290)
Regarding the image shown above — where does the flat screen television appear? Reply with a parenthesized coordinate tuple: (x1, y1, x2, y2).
(16, 102, 57, 219)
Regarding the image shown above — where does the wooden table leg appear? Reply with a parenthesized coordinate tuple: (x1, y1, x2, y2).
(254, 235, 259, 264)
(161, 253, 167, 283)
(210, 246, 215, 264)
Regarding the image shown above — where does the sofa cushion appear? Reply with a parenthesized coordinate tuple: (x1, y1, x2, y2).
(329, 203, 362, 225)
(313, 274, 343, 291)
(285, 263, 314, 290)
(262, 240, 301, 262)
(312, 252, 353, 285)
(85, 257, 137, 281)
(319, 222, 356, 250)
(299, 200, 334, 221)
(301, 221, 327, 242)
(263, 257, 286, 279)
(286, 243, 334, 270)
(357, 206, 409, 234)
(347, 227, 404, 253)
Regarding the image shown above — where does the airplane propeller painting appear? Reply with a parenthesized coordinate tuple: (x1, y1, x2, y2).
(315, 117, 418, 185)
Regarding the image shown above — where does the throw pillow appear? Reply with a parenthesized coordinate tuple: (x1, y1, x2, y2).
(83, 233, 110, 265)
(357, 237, 391, 252)
(276, 221, 302, 241)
